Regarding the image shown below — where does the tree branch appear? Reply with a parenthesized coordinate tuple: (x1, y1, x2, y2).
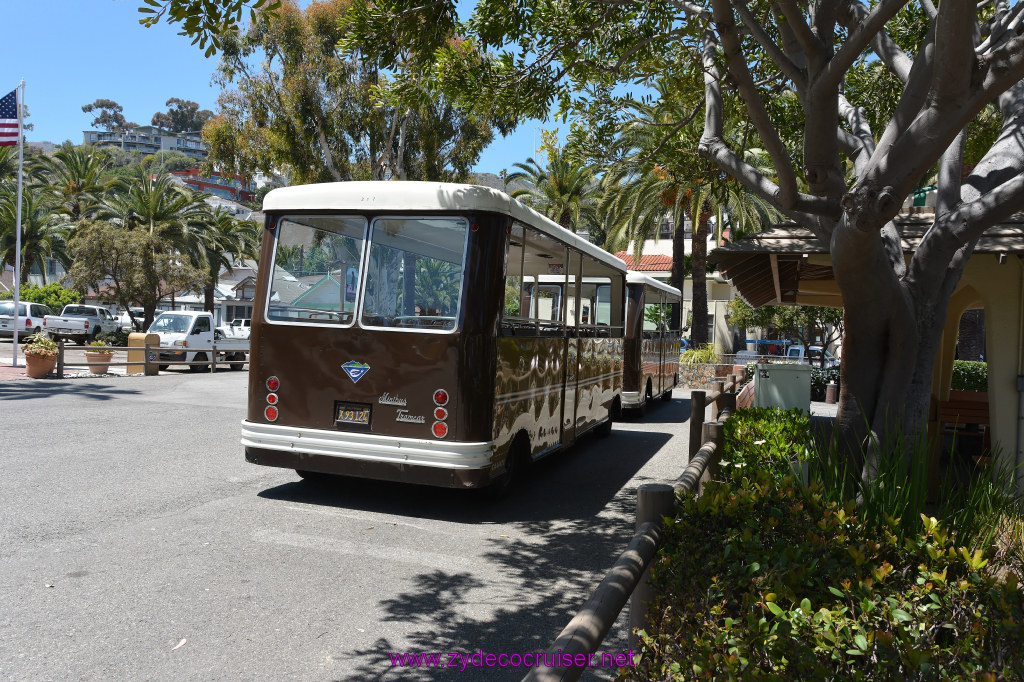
(823, 0, 907, 92)
(776, 0, 826, 62)
(734, 1, 806, 87)
(932, 2, 978, 104)
(711, 0, 800, 210)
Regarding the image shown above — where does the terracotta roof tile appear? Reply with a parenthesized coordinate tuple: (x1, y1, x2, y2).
(613, 252, 674, 271)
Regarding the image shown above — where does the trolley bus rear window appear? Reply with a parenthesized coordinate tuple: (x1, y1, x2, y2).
(360, 217, 467, 332)
(267, 215, 366, 326)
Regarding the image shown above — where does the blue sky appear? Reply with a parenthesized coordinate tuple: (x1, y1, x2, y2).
(3, 0, 544, 175)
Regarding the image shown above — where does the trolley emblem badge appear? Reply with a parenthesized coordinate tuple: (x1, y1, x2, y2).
(342, 361, 371, 383)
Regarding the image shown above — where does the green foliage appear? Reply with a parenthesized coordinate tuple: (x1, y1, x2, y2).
(681, 344, 719, 366)
(951, 361, 988, 392)
(0, 283, 80, 311)
(720, 408, 812, 484)
(811, 366, 841, 402)
(728, 299, 844, 367)
(97, 329, 130, 347)
(88, 339, 114, 354)
(137, 0, 282, 57)
(630, 474, 1024, 681)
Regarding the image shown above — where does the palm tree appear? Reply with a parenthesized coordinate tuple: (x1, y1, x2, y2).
(0, 186, 69, 284)
(506, 148, 602, 235)
(192, 205, 261, 313)
(97, 169, 211, 327)
(600, 82, 780, 346)
(37, 143, 110, 223)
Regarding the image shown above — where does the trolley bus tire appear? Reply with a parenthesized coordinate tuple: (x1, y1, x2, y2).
(487, 436, 529, 499)
(597, 408, 614, 437)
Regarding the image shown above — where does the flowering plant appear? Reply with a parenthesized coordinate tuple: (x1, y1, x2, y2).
(88, 340, 114, 355)
(21, 333, 58, 358)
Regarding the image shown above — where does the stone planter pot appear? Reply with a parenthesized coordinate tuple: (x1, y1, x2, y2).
(85, 351, 114, 374)
(24, 353, 57, 378)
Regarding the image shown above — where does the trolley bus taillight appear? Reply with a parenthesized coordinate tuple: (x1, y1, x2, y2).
(267, 393, 279, 405)
(433, 406, 447, 421)
(265, 405, 279, 421)
(266, 376, 280, 391)
(432, 421, 448, 439)
(433, 389, 449, 406)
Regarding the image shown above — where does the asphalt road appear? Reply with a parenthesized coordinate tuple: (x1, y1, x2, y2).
(0, 370, 696, 681)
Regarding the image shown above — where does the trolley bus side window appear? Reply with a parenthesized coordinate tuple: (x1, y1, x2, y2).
(579, 256, 621, 338)
(502, 226, 568, 337)
(266, 215, 366, 326)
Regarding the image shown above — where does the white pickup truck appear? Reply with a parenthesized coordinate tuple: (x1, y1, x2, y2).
(148, 311, 249, 372)
(43, 304, 122, 344)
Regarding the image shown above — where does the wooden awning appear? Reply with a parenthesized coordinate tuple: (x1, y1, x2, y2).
(711, 215, 1024, 308)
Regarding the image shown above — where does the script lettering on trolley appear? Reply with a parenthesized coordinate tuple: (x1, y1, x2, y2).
(395, 410, 426, 424)
(378, 393, 408, 407)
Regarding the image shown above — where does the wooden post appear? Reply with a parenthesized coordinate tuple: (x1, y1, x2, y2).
(144, 343, 150, 375)
(212, 343, 217, 373)
(721, 391, 737, 418)
(689, 390, 706, 461)
(712, 378, 729, 417)
(703, 421, 725, 483)
(630, 484, 675, 650)
(56, 338, 64, 379)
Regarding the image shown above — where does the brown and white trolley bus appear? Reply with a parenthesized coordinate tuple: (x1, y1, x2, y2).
(241, 182, 627, 490)
(622, 273, 682, 412)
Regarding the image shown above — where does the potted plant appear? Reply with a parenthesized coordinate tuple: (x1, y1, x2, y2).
(85, 340, 114, 374)
(20, 333, 59, 379)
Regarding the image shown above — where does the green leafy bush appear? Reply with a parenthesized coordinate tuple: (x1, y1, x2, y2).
(811, 366, 841, 401)
(951, 360, 987, 392)
(628, 473, 1024, 681)
(681, 344, 720, 366)
(96, 329, 130, 347)
(0, 283, 80, 312)
(720, 408, 812, 484)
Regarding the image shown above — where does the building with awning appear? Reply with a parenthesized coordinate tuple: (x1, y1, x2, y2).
(711, 214, 1024, 492)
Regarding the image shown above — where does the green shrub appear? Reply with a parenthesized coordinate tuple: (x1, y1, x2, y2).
(811, 366, 841, 401)
(627, 474, 1024, 681)
(0, 283, 80, 312)
(951, 360, 987, 392)
(681, 344, 720, 366)
(96, 329, 130, 347)
(720, 408, 812, 484)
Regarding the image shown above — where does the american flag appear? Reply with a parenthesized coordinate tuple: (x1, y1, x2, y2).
(0, 89, 18, 147)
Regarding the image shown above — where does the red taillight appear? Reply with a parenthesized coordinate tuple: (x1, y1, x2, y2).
(433, 389, 449, 406)
(266, 376, 280, 391)
(24, 319, 31, 327)
(432, 421, 448, 439)
(84, 321, 89, 329)
(267, 393, 279, 405)
(265, 405, 279, 421)
(433, 406, 447, 421)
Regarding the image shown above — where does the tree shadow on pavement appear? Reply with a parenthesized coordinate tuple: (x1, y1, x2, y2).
(260, 429, 680, 681)
(0, 380, 142, 402)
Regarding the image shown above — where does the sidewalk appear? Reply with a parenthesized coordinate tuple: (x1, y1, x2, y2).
(0, 358, 130, 381)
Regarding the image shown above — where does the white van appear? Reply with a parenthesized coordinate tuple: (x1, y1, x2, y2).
(786, 344, 839, 368)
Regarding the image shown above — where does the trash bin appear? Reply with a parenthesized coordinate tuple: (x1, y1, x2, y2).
(127, 332, 160, 376)
(754, 363, 812, 412)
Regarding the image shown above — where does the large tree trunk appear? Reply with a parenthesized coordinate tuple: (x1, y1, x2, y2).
(690, 210, 711, 347)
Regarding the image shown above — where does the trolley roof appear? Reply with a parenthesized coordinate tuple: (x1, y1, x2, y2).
(263, 181, 626, 271)
(626, 272, 682, 299)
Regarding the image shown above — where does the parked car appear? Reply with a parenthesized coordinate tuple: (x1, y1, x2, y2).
(0, 301, 54, 339)
(216, 318, 251, 339)
(786, 344, 840, 368)
(148, 311, 249, 371)
(43, 304, 122, 344)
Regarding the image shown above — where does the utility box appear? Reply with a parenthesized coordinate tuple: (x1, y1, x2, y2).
(127, 332, 160, 376)
(754, 363, 812, 412)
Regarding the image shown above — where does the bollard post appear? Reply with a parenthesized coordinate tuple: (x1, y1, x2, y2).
(721, 391, 737, 418)
(727, 373, 737, 392)
(703, 421, 725, 484)
(212, 344, 217, 373)
(689, 390, 706, 461)
(630, 483, 675, 650)
(144, 343, 150, 375)
(712, 378, 729, 417)
(56, 339, 65, 379)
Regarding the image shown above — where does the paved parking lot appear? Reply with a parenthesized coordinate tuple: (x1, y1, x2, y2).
(0, 367, 698, 680)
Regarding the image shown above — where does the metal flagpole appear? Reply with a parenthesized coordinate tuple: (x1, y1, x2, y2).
(12, 80, 24, 368)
